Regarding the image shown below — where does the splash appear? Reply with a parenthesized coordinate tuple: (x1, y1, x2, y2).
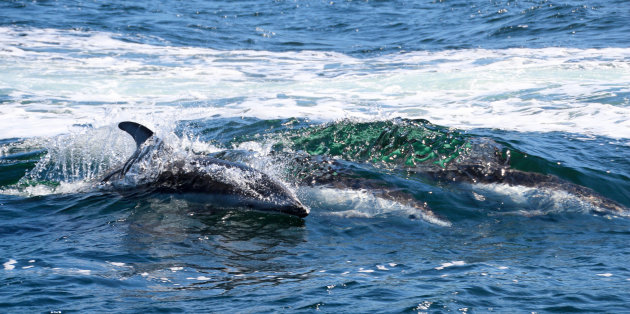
(17, 126, 135, 187)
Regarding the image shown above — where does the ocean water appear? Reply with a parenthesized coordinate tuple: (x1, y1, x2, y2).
(1, 0, 630, 312)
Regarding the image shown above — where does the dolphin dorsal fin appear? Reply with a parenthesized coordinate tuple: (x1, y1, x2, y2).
(119, 121, 154, 148)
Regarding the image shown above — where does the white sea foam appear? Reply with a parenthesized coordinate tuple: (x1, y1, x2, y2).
(0, 181, 91, 197)
(435, 261, 466, 270)
(50, 267, 92, 276)
(3, 259, 17, 270)
(1, 27, 629, 140)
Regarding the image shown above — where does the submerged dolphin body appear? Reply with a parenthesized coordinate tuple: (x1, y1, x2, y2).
(428, 163, 628, 213)
(279, 139, 628, 216)
(101, 122, 309, 218)
(409, 138, 628, 214)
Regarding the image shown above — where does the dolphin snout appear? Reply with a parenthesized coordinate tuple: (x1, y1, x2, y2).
(294, 203, 309, 218)
(280, 199, 309, 218)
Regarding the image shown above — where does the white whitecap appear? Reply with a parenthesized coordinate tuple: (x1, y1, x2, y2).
(435, 260, 466, 270)
(3, 259, 17, 270)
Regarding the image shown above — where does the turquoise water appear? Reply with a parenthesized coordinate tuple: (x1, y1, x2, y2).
(1, 1, 630, 312)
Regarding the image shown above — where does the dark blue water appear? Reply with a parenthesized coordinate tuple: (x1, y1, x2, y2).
(1, 0, 630, 312)
(2, 0, 629, 54)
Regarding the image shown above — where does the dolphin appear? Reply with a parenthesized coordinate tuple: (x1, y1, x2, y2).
(101, 122, 309, 218)
(286, 154, 449, 224)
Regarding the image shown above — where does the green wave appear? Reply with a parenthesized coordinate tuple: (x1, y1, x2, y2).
(0, 139, 45, 187)
(271, 119, 471, 168)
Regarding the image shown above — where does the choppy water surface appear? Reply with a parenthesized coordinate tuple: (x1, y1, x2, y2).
(1, 0, 630, 312)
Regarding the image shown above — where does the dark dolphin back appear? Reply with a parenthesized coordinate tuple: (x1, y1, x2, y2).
(119, 121, 154, 148)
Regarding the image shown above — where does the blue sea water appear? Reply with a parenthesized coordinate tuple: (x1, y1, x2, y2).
(1, 0, 630, 312)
